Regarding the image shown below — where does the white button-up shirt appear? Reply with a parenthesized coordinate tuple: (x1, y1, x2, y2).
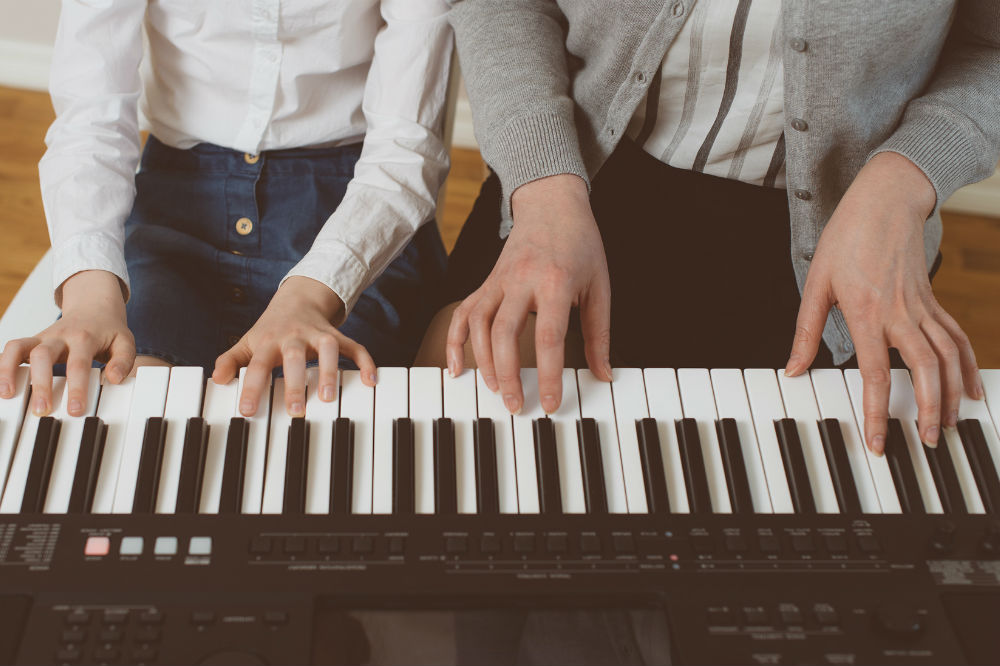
(39, 0, 452, 316)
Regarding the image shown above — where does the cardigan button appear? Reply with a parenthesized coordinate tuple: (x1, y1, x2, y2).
(794, 189, 812, 201)
(791, 117, 808, 131)
(671, 2, 685, 17)
(790, 37, 807, 52)
(841, 341, 855, 354)
(803, 251, 815, 261)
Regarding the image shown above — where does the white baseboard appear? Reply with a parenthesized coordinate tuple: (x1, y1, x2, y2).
(0, 38, 52, 91)
(942, 169, 1000, 218)
(452, 96, 478, 149)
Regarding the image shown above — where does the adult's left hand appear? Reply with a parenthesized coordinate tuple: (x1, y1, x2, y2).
(784, 151, 983, 455)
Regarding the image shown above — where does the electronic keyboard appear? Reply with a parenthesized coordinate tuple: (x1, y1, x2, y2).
(0, 366, 998, 665)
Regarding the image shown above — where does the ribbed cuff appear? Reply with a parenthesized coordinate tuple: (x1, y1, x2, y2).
(485, 111, 589, 235)
(868, 111, 989, 213)
(279, 242, 370, 326)
(51, 233, 130, 308)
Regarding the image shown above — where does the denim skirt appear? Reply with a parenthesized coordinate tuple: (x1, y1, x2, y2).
(124, 136, 446, 370)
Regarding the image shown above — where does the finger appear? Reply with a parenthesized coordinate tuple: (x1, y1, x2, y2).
(65, 340, 98, 417)
(935, 308, 983, 400)
(892, 325, 942, 446)
(240, 348, 278, 417)
(212, 339, 251, 385)
(534, 296, 570, 414)
(315, 333, 340, 400)
(281, 339, 308, 417)
(446, 301, 472, 379)
(853, 329, 891, 456)
(469, 292, 502, 392)
(28, 340, 66, 417)
(0, 338, 35, 398)
(105, 333, 136, 384)
(579, 277, 612, 382)
(785, 278, 833, 376)
(340, 337, 377, 387)
(491, 296, 530, 414)
(920, 318, 962, 428)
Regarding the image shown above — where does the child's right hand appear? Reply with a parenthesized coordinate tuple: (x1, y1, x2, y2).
(0, 270, 134, 417)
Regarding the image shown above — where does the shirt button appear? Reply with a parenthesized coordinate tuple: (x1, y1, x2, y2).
(635, 71, 647, 83)
(230, 287, 245, 303)
(672, 1, 685, 17)
(244, 153, 260, 165)
(803, 251, 815, 261)
(235, 217, 254, 235)
(794, 189, 812, 201)
(790, 37, 807, 52)
(791, 117, 808, 131)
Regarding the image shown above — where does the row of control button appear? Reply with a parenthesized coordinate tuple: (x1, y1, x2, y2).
(249, 535, 404, 558)
(84, 536, 211, 558)
(706, 603, 840, 630)
(693, 531, 880, 558)
(57, 608, 163, 664)
(441, 532, 639, 558)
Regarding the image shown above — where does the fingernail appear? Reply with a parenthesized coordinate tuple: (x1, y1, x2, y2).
(367, 371, 378, 384)
(321, 385, 335, 401)
(603, 360, 613, 381)
(925, 426, 939, 445)
(946, 410, 958, 428)
(542, 394, 557, 414)
(32, 397, 47, 416)
(503, 394, 521, 414)
(485, 376, 499, 392)
(0, 381, 10, 397)
(447, 351, 458, 378)
(976, 380, 985, 400)
(240, 400, 254, 414)
(291, 402, 304, 416)
(69, 399, 82, 414)
(871, 434, 885, 456)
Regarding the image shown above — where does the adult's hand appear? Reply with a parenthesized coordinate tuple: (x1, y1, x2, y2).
(785, 151, 982, 454)
(213, 276, 376, 418)
(0, 270, 134, 417)
(446, 174, 612, 415)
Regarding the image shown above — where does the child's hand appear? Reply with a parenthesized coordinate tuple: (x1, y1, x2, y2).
(0, 270, 134, 417)
(213, 276, 376, 417)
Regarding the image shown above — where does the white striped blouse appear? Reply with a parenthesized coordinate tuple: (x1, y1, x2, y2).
(626, 0, 786, 188)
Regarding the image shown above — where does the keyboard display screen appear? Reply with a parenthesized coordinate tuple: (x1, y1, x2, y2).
(311, 603, 671, 665)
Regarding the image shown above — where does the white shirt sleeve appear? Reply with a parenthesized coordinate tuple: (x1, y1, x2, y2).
(38, 0, 147, 306)
(280, 0, 453, 319)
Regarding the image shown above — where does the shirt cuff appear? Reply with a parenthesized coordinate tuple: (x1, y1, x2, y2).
(51, 233, 130, 308)
(279, 241, 371, 326)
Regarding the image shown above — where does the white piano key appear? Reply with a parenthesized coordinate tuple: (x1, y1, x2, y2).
(44, 368, 102, 513)
(710, 369, 772, 513)
(576, 369, 628, 514)
(511, 368, 543, 514)
(975, 370, 1000, 481)
(809, 369, 881, 513)
(676, 369, 731, 513)
(886, 369, 944, 514)
(340, 370, 375, 514)
(552, 369, 585, 514)
(1, 378, 65, 513)
(610, 368, 649, 513)
(743, 369, 795, 513)
(476, 370, 518, 513)
(262, 378, 292, 514)
(89, 377, 135, 514)
(373, 368, 408, 515)
(642, 369, 688, 513)
(443, 370, 477, 514)
(156, 367, 205, 513)
(237, 367, 269, 514)
(305, 368, 338, 514)
(410, 367, 442, 514)
(843, 369, 903, 513)
(0, 366, 30, 501)
(776, 370, 840, 514)
(197, 378, 239, 514)
(112, 367, 170, 513)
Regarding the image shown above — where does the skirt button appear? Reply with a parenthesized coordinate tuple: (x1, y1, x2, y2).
(235, 217, 254, 235)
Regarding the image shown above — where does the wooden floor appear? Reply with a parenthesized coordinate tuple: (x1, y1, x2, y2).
(1, 85, 998, 366)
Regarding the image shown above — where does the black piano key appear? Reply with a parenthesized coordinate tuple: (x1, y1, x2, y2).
(283, 417, 309, 514)
(175, 417, 208, 514)
(67, 416, 106, 514)
(818, 418, 862, 514)
(22, 416, 61, 513)
(474, 418, 499, 514)
(957, 419, 1000, 513)
(774, 418, 816, 514)
(434, 418, 457, 514)
(533, 417, 562, 514)
(675, 418, 712, 513)
(132, 417, 168, 514)
(716, 418, 753, 514)
(393, 418, 415, 514)
(330, 418, 353, 514)
(636, 418, 669, 514)
(577, 418, 607, 514)
(218, 417, 249, 514)
(885, 419, 926, 514)
(924, 440, 966, 515)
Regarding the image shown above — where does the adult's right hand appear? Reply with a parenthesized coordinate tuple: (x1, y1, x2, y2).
(0, 270, 134, 417)
(446, 174, 613, 415)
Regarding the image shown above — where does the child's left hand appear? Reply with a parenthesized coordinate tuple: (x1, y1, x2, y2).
(212, 276, 376, 417)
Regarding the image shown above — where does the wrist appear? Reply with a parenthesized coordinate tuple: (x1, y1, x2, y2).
(867, 151, 937, 219)
(511, 174, 590, 220)
(279, 276, 345, 322)
(60, 270, 126, 314)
